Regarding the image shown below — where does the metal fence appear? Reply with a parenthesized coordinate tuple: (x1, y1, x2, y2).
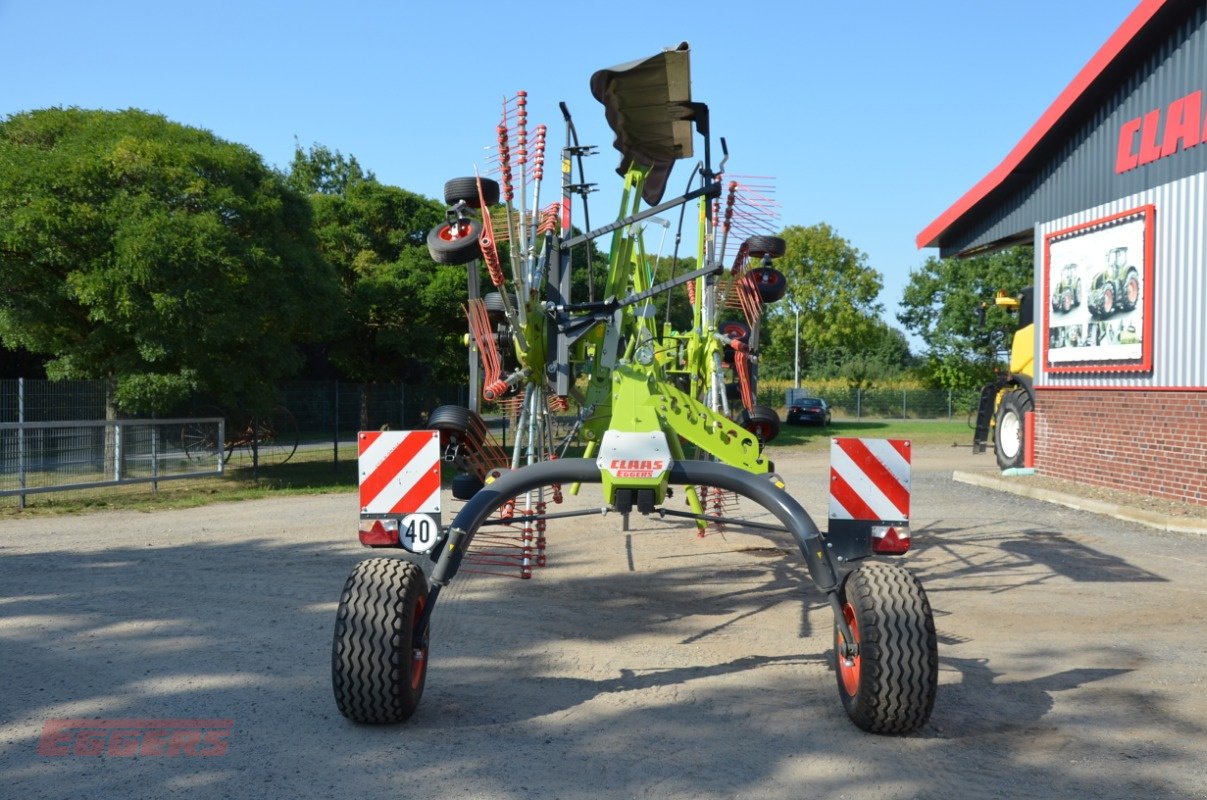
(1, 418, 224, 507)
(0, 378, 470, 433)
(783, 387, 980, 421)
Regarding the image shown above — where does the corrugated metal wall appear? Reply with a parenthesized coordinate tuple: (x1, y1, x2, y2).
(943, 3, 1207, 257)
(1034, 170, 1206, 388)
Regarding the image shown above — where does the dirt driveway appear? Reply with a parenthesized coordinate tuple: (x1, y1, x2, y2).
(1, 445, 1204, 799)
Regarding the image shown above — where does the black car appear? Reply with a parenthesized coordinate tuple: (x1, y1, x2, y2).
(787, 397, 831, 426)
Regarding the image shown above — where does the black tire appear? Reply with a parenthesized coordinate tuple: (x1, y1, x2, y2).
(718, 319, 751, 343)
(428, 405, 481, 470)
(738, 404, 780, 443)
(444, 176, 500, 208)
(993, 389, 1033, 470)
(451, 471, 484, 500)
(749, 266, 788, 303)
(483, 291, 514, 323)
(834, 562, 937, 734)
(1100, 283, 1115, 316)
(744, 235, 786, 259)
(1122, 270, 1140, 311)
(427, 219, 483, 265)
(332, 558, 430, 724)
(428, 405, 471, 435)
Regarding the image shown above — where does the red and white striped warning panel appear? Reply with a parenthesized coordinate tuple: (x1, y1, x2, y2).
(358, 430, 441, 516)
(828, 438, 911, 523)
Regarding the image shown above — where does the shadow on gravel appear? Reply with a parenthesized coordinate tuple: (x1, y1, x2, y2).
(932, 656, 1133, 737)
(0, 525, 1199, 800)
(998, 531, 1166, 583)
(909, 521, 1168, 591)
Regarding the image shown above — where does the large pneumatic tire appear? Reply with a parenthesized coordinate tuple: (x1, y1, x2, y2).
(834, 562, 938, 734)
(443, 176, 500, 208)
(332, 558, 430, 724)
(744, 235, 786, 259)
(427, 219, 483, 265)
(993, 389, 1033, 470)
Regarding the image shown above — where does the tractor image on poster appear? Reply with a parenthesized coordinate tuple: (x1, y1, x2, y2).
(1088, 246, 1141, 318)
(329, 44, 938, 735)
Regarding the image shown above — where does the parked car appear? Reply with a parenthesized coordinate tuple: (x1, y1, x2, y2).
(787, 397, 831, 426)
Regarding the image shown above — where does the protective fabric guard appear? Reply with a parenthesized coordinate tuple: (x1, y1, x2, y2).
(590, 42, 697, 206)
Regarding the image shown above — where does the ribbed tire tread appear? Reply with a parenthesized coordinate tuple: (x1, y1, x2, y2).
(835, 562, 937, 734)
(332, 558, 428, 724)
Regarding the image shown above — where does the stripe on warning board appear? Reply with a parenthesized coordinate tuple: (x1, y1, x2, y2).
(829, 438, 910, 522)
(359, 430, 441, 514)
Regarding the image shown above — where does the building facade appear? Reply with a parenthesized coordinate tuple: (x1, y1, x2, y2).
(919, 0, 1206, 506)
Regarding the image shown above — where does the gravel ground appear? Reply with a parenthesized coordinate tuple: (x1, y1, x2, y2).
(1, 444, 1205, 800)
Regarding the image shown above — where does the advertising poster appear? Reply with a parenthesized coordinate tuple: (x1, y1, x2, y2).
(1043, 205, 1154, 373)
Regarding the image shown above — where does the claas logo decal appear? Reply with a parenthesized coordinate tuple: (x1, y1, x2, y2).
(608, 459, 667, 478)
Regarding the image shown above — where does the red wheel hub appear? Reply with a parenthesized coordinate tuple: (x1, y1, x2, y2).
(838, 602, 861, 696)
(438, 221, 472, 242)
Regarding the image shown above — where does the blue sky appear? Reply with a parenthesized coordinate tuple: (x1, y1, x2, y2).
(0, 0, 1141, 346)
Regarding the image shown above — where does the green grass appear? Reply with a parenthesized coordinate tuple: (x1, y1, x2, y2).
(0, 419, 973, 517)
(0, 446, 359, 517)
(772, 418, 972, 451)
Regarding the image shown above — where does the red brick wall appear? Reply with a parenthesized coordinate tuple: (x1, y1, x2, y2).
(1035, 389, 1207, 506)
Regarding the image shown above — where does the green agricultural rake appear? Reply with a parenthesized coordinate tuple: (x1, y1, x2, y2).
(331, 44, 937, 734)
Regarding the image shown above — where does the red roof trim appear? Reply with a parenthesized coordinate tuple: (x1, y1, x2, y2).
(916, 0, 1170, 251)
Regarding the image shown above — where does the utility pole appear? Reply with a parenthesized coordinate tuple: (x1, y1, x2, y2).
(793, 304, 801, 389)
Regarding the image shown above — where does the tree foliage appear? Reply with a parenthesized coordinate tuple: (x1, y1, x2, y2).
(286, 142, 374, 196)
(806, 321, 916, 387)
(897, 246, 1033, 390)
(758, 223, 885, 380)
(0, 108, 340, 413)
(291, 149, 455, 382)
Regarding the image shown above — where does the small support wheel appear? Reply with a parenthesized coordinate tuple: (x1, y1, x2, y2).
(483, 291, 515, 324)
(444, 176, 500, 208)
(427, 219, 483, 265)
(834, 562, 937, 734)
(744, 235, 786, 259)
(737, 405, 781, 443)
(332, 558, 430, 724)
(718, 319, 751, 343)
(451, 471, 484, 500)
(749, 266, 788, 303)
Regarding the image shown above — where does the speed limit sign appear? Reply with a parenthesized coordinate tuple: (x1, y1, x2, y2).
(400, 513, 440, 554)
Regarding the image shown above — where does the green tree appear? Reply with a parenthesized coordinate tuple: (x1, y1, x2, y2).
(292, 150, 451, 382)
(286, 141, 374, 196)
(0, 108, 340, 414)
(807, 321, 916, 386)
(759, 223, 885, 380)
(897, 246, 1033, 390)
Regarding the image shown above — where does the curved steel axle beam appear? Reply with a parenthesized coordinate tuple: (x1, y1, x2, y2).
(417, 458, 856, 653)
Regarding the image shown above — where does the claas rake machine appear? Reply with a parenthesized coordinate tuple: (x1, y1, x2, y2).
(331, 43, 937, 734)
